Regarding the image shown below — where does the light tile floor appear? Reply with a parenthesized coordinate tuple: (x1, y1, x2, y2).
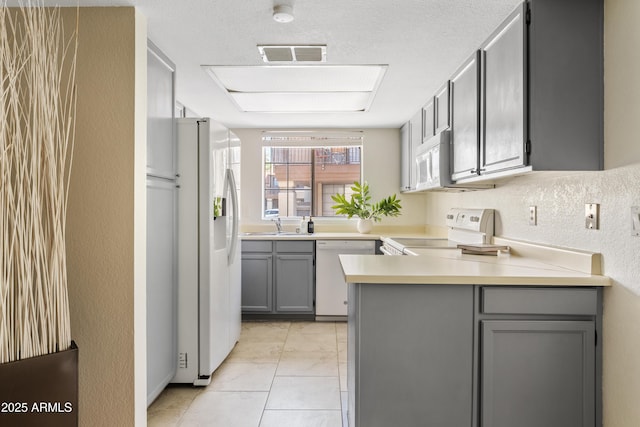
(148, 321, 348, 427)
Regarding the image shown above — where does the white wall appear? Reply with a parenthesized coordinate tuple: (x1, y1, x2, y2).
(425, 0, 640, 423)
(232, 128, 427, 232)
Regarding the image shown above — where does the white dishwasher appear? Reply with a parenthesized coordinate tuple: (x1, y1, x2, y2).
(315, 240, 376, 320)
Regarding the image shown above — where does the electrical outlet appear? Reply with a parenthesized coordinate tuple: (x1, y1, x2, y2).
(529, 206, 537, 226)
(632, 206, 640, 237)
(585, 203, 600, 230)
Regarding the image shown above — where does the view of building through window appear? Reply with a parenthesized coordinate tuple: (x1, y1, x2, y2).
(263, 146, 362, 218)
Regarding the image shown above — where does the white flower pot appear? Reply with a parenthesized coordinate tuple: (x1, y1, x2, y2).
(357, 218, 373, 234)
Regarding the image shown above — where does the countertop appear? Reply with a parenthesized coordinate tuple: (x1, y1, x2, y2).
(241, 232, 382, 240)
(240, 231, 436, 241)
(338, 237, 610, 287)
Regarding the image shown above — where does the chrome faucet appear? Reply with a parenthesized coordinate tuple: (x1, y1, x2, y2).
(272, 217, 283, 233)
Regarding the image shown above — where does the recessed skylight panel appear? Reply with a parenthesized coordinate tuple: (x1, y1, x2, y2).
(203, 64, 387, 113)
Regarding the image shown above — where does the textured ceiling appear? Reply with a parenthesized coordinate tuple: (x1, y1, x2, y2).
(11, 0, 522, 128)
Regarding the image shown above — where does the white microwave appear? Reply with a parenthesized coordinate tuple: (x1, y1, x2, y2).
(415, 131, 493, 191)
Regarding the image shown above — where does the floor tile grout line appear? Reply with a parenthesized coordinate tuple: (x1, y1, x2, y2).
(174, 387, 203, 427)
(258, 321, 291, 427)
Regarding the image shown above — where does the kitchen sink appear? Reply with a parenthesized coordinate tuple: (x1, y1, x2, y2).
(242, 231, 302, 236)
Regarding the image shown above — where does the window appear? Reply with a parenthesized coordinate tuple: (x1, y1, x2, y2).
(262, 133, 362, 218)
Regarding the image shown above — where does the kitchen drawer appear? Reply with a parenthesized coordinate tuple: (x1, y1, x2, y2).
(275, 240, 314, 253)
(242, 240, 273, 253)
(481, 287, 598, 316)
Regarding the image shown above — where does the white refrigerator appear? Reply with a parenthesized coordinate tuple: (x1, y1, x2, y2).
(172, 118, 241, 386)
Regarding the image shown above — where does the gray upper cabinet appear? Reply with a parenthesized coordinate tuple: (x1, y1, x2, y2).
(527, 0, 603, 171)
(434, 81, 450, 134)
(400, 122, 411, 192)
(450, 51, 481, 181)
(400, 110, 423, 192)
(481, 3, 527, 174)
(422, 98, 435, 143)
(452, 0, 603, 183)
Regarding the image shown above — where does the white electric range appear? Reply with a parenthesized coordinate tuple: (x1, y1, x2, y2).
(380, 208, 494, 255)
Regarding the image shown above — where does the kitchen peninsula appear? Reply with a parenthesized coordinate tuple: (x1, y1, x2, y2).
(340, 238, 610, 427)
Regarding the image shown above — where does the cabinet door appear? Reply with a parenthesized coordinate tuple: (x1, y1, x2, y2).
(400, 122, 412, 192)
(481, 3, 527, 174)
(481, 320, 595, 427)
(147, 42, 176, 178)
(435, 81, 450, 133)
(409, 110, 422, 190)
(146, 177, 177, 404)
(241, 254, 273, 312)
(353, 284, 474, 427)
(450, 51, 481, 181)
(422, 98, 435, 142)
(275, 254, 314, 312)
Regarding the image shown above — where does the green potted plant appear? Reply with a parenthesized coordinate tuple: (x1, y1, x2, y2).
(331, 181, 402, 233)
(0, 5, 79, 426)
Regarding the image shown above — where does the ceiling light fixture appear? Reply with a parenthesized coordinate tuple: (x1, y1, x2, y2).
(273, 4, 294, 23)
(203, 65, 388, 113)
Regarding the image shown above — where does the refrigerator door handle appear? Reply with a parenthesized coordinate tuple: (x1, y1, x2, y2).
(226, 168, 239, 265)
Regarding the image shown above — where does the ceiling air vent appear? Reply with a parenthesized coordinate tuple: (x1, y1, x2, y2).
(258, 45, 326, 63)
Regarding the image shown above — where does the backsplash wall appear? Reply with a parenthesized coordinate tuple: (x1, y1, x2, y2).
(425, 165, 640, 294)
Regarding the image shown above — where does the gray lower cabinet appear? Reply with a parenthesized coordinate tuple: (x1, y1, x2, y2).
(348, 284, 602, 427)
(481, 320, 595, 427)
(275, 253, 314, 312)
(241, 240, 315, 316)
(241, 253, 272, 312)
(348, 283, 474, 427)
(479, 286, 600, 427)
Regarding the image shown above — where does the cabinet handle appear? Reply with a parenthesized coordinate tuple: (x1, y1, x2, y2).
(343, 301, 348, 305)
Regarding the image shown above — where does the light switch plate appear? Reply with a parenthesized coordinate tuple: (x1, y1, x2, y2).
(632, 206, 640, 237)
(529, 206, 537, 226)
(585, 203, 599, 230)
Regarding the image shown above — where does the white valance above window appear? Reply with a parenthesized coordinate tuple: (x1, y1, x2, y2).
(261, 131, 363, 147)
